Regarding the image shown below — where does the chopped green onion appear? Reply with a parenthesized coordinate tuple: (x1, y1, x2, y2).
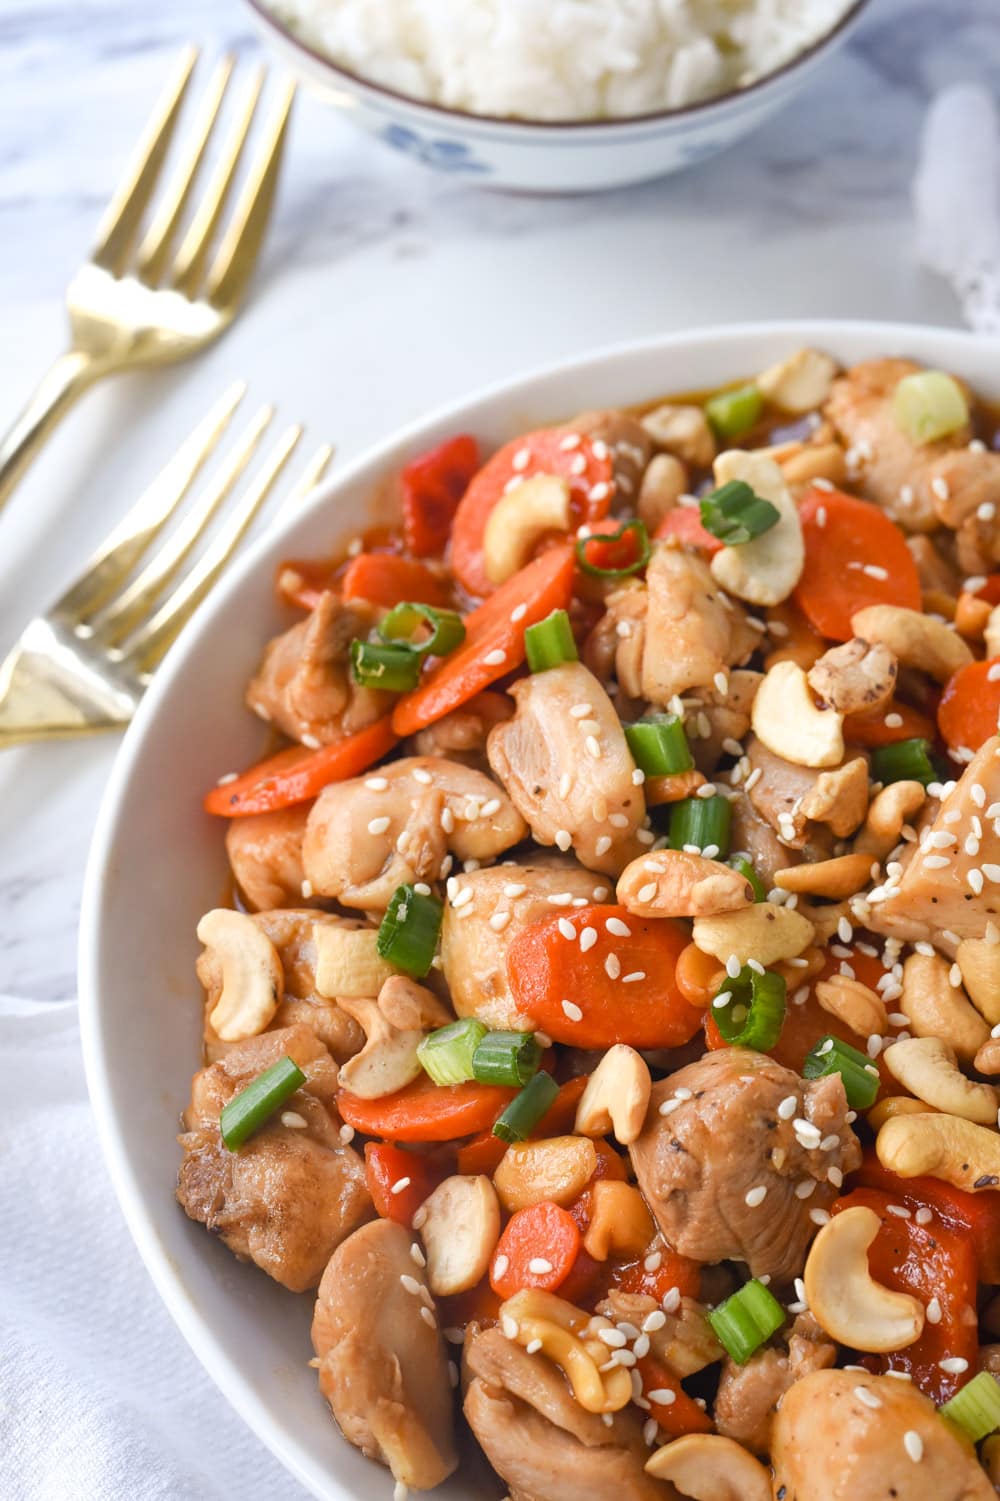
(939, 1371, 1000, 1443)
(705, 383, 763, 441)
(379, 601, 466, 657)
(524, 608, 578, 672)
(871, 737, 937, 788)
(712, 965, 786, 1050)
(893, 370, 969, 446)
(473, 1030, 542, 1087)
(729, 855, 767, 903)
(492, 1070, 559, 1144)
(668, 794, 732, 858)
(624, 714, 694, 776)
(418, 1018, 487, 1085)
(220, 1056, 306, 1152)
(803, 1035, 880, 1110)
(376, 884, 443, 978)
(576, 518, 651, 579)
(699, 480, 780, 547)
(351, 639, 421, 692)
(707, 1280, 785, 1365)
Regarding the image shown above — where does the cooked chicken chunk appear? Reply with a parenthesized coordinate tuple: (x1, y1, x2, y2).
(312, 1219, 457, 1491)
(303, 757, 526, 910)
(771, 1369, 994, 1501)
(176, 1026, 372, 1292)
(571, 408, 654, 500)
(808, 638, 897, 716)
(713, 1312, 835, 1455)
(411, 690, 513, 768)
(642, 544, 757, 704)
(441, 860, 610, 1029)
(596, 1290, 723, 1379)
(462, 1325, 665, 1501)
(583, 581, 647, 702)
(487, 662, 645, 876)
(246, 591, 389, 745)
(225, 804, 318, 912)
(744, 735, 866, 851)
(680, 669, 762, 773)
(629, 1049, 860, 1282)
(729, 789, 800, 886)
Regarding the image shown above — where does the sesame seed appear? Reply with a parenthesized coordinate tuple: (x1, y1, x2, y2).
(281, 1111, 307, 1129)
(926, 1297, 942, 1324)
(483, 648, 506, 667)
(365, 776, 389, 791)
(528, 1257, 553, 1275)
(452, 886, 473, 908)
(969, 868, 985, 895)
(412, 767, 433, 784)
(489, 911, 511, 932)
(547, 891, 574, 906)
(493, 1254, 510, 1278)
(647, 1388, 677, 1405)
(400, 1274, 422, 1295)
(726, 955, 742, 979)
(579, 926, 598, 952)
(939, 1357, 969, 1374)
(854, 1386, 882, 1409)
(915, 1206, 933, 1225)
(585, 735, 602, 758)
(570, 703, 593, 719)
(562, 1000, 583, 1022)
(606, 917, 631, 937)
(605, 954, 622, 980)
(643, 1417, 659, 1446)
(778, 1094, 798, 1120)
(216, 771, 238, 785)
(503, 882, 526, 898)
(809, 1208, 831, 1226)
(590, 482, 611, 503)
(598, 1326, 628, 1348)
(745, 1185, 768, 1207)
(658, 1098, 682, 1116)
(661, 1287, 681, 1314)
(559, 432, 582, 451)
(636, 882, 658, 903)
(793, 1119, 822, 1147)
(794, 1179, 816, 1200)
(903, 1431, 923, 1463)
(339, 1124, 355, 1144)
(502, 1316, 519, 1339)
(557, 917, 576, 940)
(595, 835, 613, 857)
(440, 807, 455, 834)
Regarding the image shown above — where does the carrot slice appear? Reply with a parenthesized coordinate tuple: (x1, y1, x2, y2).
(203, 715, 398, 818)
(391, 545, 575, 736)
(636, 1355, 714, 1437)
(939, 659, 1000, 756)
(341, 552, 450, 609)
(364, 1142, 442, 1226)
(337, 1075, 516, 1143)
(489, 1201, 581, 1299)
(401, 434, 480, 558)
(507, 904, 701, 1050)
(450, 428, 613, 598)
(654, 506, 724, 555)
(612, 1249, 701, 1303)
(795, 486, 922, 641)
(843, 698, 936, 748)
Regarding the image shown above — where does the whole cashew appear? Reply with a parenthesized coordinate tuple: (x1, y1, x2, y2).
(850, 604, 973, 682)
(197, 908, 283, 1043)
(638, 453, 687, 532)
(877, 1111, 1000, 1193)
(799, 757, 870, 837)
(646, 1434, 771, 1501)
(418, 1175, 500, 1297)
(574, 1044, 651, 1145)
(640, 403, 715, 468)
(693, 902, 816, 966)
(882, 1037, 1000, 1124)
(775, 852, 876, 900)
(751, 660, 844, 768)
(814, 975, 887, 1039)
(865, 1095, 934, 1132)
(500, 1289, 632, 1414)
(899, 952, 990, 1064)
(336, 997, 425, 1099)
(803, 1206, 925, 1353)
(710, 451, 805, 607)
(483, 474, 572, 586)
(956, 938, 1000, 1025)
(854, 780, 926, 860)
(616, 849, 753, 919)
(975, 1039, 1000, 1076)
(756, 348, 837, 413)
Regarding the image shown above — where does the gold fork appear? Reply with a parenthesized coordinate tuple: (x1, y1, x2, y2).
(0, 49, 294, 514)
(0, 384, 332, 747)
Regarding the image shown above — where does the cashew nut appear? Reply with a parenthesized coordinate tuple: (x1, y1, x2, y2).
(803, 1206, 925, 1353)
(800, 757, 870, 837)
(900, 952, 990, 1064)
(883, 1036, 1000, 1124)
(710, 451, 805, 607)
(751, 661, 844, 768)
(644, 768, 706, 806)
(418, 1175, 500, 1296)
(640, 403, 716, 468)
(336, 997, 424, 1099)
(197, 909, 283, 1042)
(850, 605, 974, 683)
(500, 1289, 632, 1414)
(638, 452, 687, 532)
(986, 603, 1000, 660)
(774, 853, 875, 900)
(646, 1433, 771, 1501)
(779, 442, 847, 490)
(482, 473, 572, 586)
(854, 780, 926, 860)
(493, 1136, 597, 1213)
(877, 1110, 1000, 1193)
(575, 1044, 651, 1145)
(807, 638, 897, 716)
(313, 922, 399, 999)
(376, 974, 452, 1032)
(616, 849, 754, 920)
(976, 1039, 1000, 1076)
(814, 975, 888, 1039)
(955, 590, 992, 639)
(957, 938, 1000, 1025)
(692, 901, 816, 966)
(756, 348, 837, 414)
(583, 1181, 655, 1262)
(865, 1095, 934, 1132)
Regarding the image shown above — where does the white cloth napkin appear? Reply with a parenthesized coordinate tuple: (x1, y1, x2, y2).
(0, 995, 307, 1501)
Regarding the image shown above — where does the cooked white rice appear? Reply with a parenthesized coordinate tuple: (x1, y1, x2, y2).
(271, 0, 857, 122)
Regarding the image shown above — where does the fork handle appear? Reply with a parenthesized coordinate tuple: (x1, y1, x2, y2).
(0, 350, 103, 516)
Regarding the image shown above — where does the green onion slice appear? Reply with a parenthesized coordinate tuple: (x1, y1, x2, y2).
(524, 608, 579, 673)
(351, 639, 422, 692)
(379, 601, 466, 657)
(705, 383, 763, 441)
(870, 737, 937, 789)
(712, 965, 786, 1050)
(473, 1030, 542, 1088)
(803, 1034, 880, 1110)
(893, 370, 969, 446)
(624, 714, 694, 776)
(729, 855, 767, 903)
(668, 794, 732, 859)
(576, 518, 651, 579)
(699, 480, 781, 546)
(418, 1018, 487, 1085)
(707, 1279, 785, 1365)
(939, 1371, 1000, 1443)
(492, 1070, 559, 1144)
(220, 1056, 306, 1152)
(377, 884, 443, 978)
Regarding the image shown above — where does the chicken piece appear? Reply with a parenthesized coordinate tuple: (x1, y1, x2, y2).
(411, 690, 513, 769)
(487, 662, 645, 877)
(808, 638, 897, 716)
(176, 1025, 372, 1292)
(680, 670, 762, 774)
(928, 446, 1000, 532)
(743, 735, 862, 852)
(312, 1219, 457, 1491)
(441, 859, 610, 1030)
(225, 805, 319, 912)
(583, 581, 647, 702)
(596, 1290, 723, 1379)
(824, 359, 973, 533)
(246, 591, 389, 745)
(713, 1312, 835, 1455)
(871, 735, 1000, 941)
(571, 408, 654, 500)
(629, 1049, 860, 1282)
(771, 1369, 993, 1501)
(908, 534, 962, 596)
(462, 1325, 666, 1501)
(303, 757, 526, 910)
(200, 911, 365, 1064)
(729, 789, 800, 887)
(642, 545, 757, 705)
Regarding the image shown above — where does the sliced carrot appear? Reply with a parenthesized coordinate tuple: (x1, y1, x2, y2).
(654, 505, 724, 555)
(203, 715, 398, 818)
(364, 1142, 441, 1226)
(637, 1355, 714, 1436)
(794, 486, 922, 641)
(507, 904, 702, 1050)
(450, 428, 613, 598)
(939, 659, 1000, 755)
(612, 1248, 701, 1303)
(341, 552, 450, 609)
(337, 1075, 516, 1143)
(401, 433, 480, 558)
(392, 545, 575, 736)
(489, 1201, 581, 1299)
(843, 698, 936, 748)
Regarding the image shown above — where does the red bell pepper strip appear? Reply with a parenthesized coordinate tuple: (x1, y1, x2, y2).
(637, 1355, 714, 1437)
(203, 715, 399, 817)
(939, 659, 1000, 757)
(654, 506, 724, 555)
(612, 1249, 701, 1304)
(364, 1142, 441, 1226)
(401, 434, 480, 558)
(854, 1151, 1000, 1283)
(843, 697, 937, 748)
(342, 552, 451, 609)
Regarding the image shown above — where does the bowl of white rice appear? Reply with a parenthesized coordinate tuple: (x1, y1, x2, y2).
(246, 0, 870, 191)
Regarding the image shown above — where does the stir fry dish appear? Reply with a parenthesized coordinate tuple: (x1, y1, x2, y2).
(180, 349, 1000, 1501)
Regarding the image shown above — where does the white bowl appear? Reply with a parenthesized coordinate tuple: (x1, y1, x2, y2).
(80, 320, 1000, 1501)
(244, 0, 871, 192)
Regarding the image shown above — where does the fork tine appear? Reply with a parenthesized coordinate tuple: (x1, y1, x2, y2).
(134, 54, 236, 285)
(206, 80, 296, 312)
(128, 427, 306, 670)
(93, 405, 274, 645)
(270, 443, 334, 524)
(170, 66, 266, 299)
(91, 46, 199, 274)
(53, 381, 246, 624)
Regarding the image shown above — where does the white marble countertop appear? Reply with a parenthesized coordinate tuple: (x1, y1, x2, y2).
(1, 0, 998, 1491)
